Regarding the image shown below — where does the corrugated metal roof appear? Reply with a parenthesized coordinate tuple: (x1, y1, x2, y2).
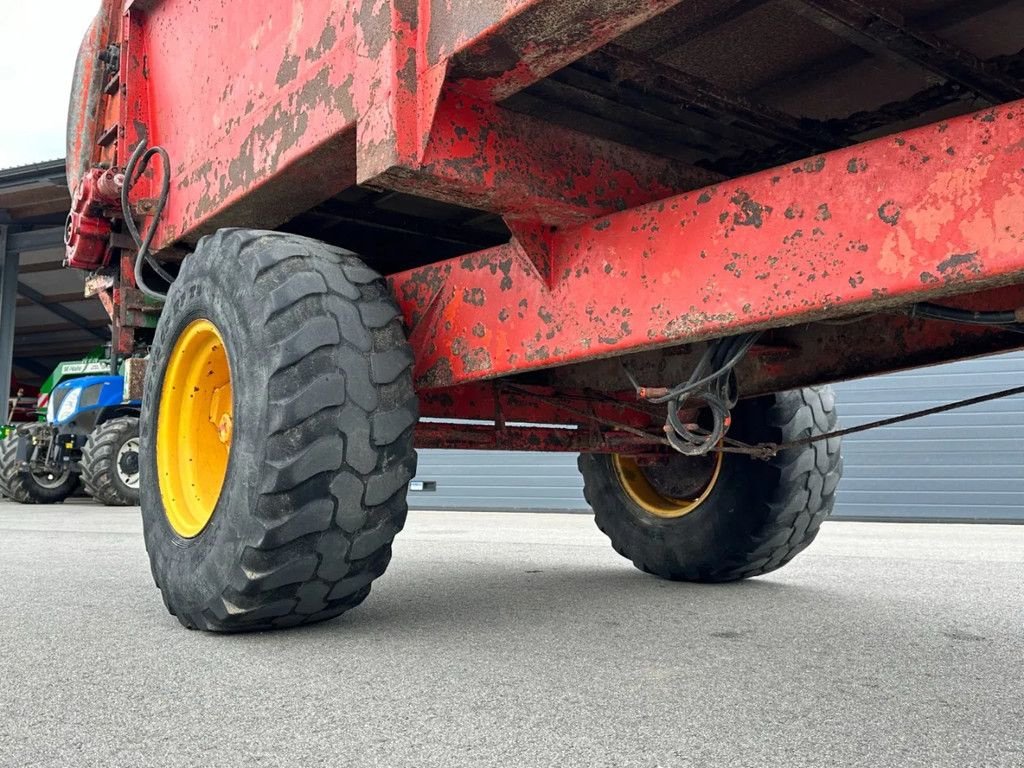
(0, 159, 67, 189)
(0, 158, 65, 174)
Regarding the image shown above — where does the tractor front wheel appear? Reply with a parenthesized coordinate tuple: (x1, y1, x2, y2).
(140, 229, 418, 632)
(0, 426, 78, 504)
(579, 387, 842, 581)
(81, 416, 141, 506)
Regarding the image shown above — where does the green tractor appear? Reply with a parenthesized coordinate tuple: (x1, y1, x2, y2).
(0, 355, 142, 506)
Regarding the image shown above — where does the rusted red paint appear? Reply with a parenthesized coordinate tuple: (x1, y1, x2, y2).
(392, 100, 1024, 388)
(431, 0, 688, 101)
(745, 301, 1024, 397)
(353, 0, 715, 222)
(418, 383, 666, 428)
(547, 285, 1024, 399)
(352, 0, 431, 180)
(107, 252, 145, 357)
(411, 289, 1024, 452)
(119, 12, 151, 207)
(88, 0, 714, 252)
(121, 0, 362, 246)
(415, 381, 707, 452)
(66, 0, 123, 194)
(94, 287, 115, 322)
(415, 422, 665, 454)
(63, 0, 1024, 455)
(368, 88, 719, 226)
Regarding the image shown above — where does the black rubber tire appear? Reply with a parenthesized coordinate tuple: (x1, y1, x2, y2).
(579, 386, 842, 582)
(0, 427, 78, 504)
(141, 229, 418, 632)
(0, 436, 15, 500)
(81, 416, 141, 507)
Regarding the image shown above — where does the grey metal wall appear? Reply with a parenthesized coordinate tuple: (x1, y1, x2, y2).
(410, 351, 1024, 521)
(411, 449, 587, 512)
(835, 351, 1024, 522)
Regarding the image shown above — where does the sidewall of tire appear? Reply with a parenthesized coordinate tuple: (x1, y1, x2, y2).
(140, 230, 418, 631)
(582, 389, 837, 581)
(140, 243, 266, 616)
(582, 397, 781, 578)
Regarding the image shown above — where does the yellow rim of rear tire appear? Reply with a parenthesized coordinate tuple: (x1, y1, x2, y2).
(611, 452, 723, 519)
(157, 319, 233, 538)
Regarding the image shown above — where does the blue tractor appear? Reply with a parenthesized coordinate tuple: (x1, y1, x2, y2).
(0, 374, 141, 506)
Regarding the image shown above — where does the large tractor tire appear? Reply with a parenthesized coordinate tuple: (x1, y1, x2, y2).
(81, 416, 141, 506)
(0, 427, 78, 504)
(140, 229, 418, 632)
(579, 387, 841, 582)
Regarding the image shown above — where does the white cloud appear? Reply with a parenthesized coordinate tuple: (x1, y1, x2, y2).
(0, 1, 102, 168)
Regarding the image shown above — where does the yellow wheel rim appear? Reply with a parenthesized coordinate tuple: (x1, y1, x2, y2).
(611, 451, 723, 519)
(157, 319, 233, 538)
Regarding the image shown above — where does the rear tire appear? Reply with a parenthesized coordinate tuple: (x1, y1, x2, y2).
(81, 416, 141, 506)
(141, 229, 418, 632)
(0, 426, 78, 504)
(579, 386, 842, 581)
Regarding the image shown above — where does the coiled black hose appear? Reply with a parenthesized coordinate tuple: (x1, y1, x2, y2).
(628, 331, 761, 456)
(121, 137, 172, 301)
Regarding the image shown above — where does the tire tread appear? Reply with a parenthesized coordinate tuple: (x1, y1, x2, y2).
(144, 229, 417, 632)
(81, 416, 141, 507)
(580, 386, 842, 583)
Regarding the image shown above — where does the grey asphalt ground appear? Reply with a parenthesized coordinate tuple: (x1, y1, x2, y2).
(1, 503, 1022, 768)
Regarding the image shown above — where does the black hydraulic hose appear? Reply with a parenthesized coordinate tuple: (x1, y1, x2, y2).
(911, 302, 1024, 335)
(644, 332, 759, 405)
(121, 138, 173, 300)
(912, 302, 1019, 325)
(627, 331, 761, 456)
(631, 302, 1024, 458)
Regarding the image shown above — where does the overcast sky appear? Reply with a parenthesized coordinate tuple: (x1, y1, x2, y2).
(0, 1, 100, 168)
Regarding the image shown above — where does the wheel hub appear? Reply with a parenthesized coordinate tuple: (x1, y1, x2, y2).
(157, 319, 233, 538)
(611, 452, 723, 519)
(117, 437, 141, 489)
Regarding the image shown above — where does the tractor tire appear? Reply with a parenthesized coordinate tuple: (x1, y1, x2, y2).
(81, 416, 141, 506)
(0, 427, 78, 504)
(579, 386, 842, 582)
(0, 436, 14, 500)
(140, 229, 418, 632)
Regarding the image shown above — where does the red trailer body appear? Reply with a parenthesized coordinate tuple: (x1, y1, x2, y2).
(62, 0, 1024, 631)
(69, 0, 1024, 415)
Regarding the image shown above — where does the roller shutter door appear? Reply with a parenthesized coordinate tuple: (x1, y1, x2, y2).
(835, 351, 1024, 522)
(410, 450, 586, 512)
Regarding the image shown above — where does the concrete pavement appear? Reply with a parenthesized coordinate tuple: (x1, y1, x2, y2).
(1, 502, 1022, 767)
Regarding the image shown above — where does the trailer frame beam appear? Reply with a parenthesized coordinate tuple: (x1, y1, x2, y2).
(795, 0, 1024, 104)
(390, 99, 1024, 389)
